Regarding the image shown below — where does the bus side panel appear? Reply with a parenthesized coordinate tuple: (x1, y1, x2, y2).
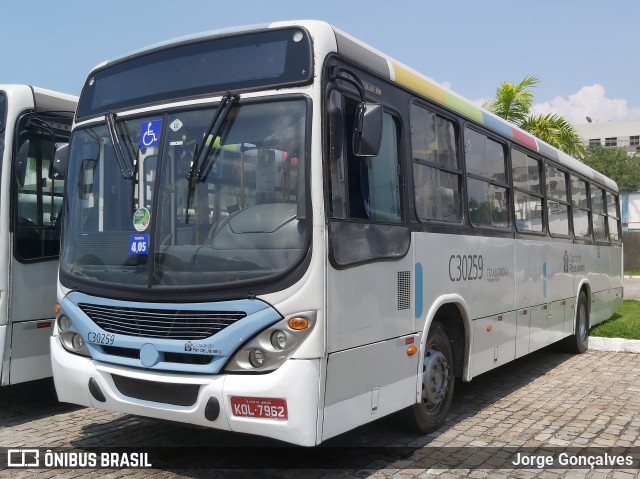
(9, 259, 58, 322)
(574, 243, 610, 326)
(322, 336, 418, 441)
(609, 244, 624, 317)
(0, 325, 7, 385)
(6, 258, 57, 384)
(326, 259, 414, 353)
(610, 245, 623, 292)
(417, 233, 515, 322)
(306, 252, 417, 439)
(515, 239, 572, 353)
(8, 320, 52, 383)
(471, 311, 517, 377)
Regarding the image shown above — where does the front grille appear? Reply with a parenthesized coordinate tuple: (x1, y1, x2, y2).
(102, 345, 138, 359)
(101, 346, 214, 365)
(111, 374, 200, 406)
(78, 304, 246, 340)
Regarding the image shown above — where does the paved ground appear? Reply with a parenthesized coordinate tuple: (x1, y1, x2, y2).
(624, 276, 640, 300)
(1, 347, 639, 478)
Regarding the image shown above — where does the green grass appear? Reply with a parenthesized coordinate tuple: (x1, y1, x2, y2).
(624, 269, 640, 276)
(590, 300, 640, 339)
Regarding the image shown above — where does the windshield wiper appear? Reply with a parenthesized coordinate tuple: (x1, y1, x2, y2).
(189, 91, 239, 183)
(184, 92, 239, 224)
(106, 111, 134, 179)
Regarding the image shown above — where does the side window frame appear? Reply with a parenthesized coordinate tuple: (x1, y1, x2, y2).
(324, 77, 410, 268)
(570, 174, 592, 241)
(511, 147, 545, 235)
(545, 161, 572, 239)
(410, 101, 463, 224)
(11, 111, 71, 263)
(590, 184, 608, 243)
(605, 190, 621, 243)
(463, 125, 511, 230)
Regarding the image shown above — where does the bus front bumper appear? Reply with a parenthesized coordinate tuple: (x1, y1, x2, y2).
(51, 337, 321, 446)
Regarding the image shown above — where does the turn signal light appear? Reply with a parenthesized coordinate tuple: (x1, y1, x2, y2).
(288, 317, 309, 330)
(54, 303, 60, 314)
(407, 346, 417, 356)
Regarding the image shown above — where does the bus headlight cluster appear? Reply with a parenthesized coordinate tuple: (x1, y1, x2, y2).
(56, 314, 90, 357)
(224, 311, 316, 372)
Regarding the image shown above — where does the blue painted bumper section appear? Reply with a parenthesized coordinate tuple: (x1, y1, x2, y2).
(60, 292, 282, 374)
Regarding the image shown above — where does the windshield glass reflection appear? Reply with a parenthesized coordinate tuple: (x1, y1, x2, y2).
(61, 99, 308, 290)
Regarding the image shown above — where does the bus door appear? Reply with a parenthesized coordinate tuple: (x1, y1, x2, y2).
(322, 85, 415, 440)
(6, 113, 70, 384)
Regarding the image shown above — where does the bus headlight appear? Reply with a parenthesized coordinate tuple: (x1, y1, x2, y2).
(56, 314, 90, 357)
(270, 330, 287, 350)
(249, 349, 266, 367)
(224, 311, 316, 372)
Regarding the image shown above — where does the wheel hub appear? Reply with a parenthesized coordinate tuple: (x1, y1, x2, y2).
(422, 345, 449, 407)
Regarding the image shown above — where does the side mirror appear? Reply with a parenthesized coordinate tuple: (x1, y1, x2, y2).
(51, 143, 70, 180)
(353, 102, 382, 157)
(15, 140, 30, 188)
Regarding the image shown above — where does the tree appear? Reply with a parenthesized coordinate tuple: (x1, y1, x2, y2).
(484, 76, 585, 159)
(580, 145, 640, 191)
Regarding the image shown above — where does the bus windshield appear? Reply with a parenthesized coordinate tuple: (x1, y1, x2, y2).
(61, 98, 308, 291)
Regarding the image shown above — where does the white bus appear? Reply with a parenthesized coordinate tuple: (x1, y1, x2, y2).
(0, 85, 76, 385)
(51, 21, 622, 446)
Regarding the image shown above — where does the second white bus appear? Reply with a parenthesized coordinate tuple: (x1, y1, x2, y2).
(0, 84, 76, 385)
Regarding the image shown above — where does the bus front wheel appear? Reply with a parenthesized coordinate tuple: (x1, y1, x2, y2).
(403, 322, 455, 434)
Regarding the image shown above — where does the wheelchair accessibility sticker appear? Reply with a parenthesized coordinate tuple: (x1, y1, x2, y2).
(139, 120, 162, 148)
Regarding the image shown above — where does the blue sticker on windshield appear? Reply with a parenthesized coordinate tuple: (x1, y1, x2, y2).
(139, 120, 162, 148)
(129, 234, 149, 255)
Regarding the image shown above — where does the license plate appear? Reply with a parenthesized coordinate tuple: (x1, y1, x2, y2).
(230, 396, 288, 420)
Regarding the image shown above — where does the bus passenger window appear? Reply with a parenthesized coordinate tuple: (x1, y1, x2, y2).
(606, 192, 620, 242)
(571, 176, 591, 239)
(464, 128, 509, 228)
(591, 186, 607, 241)
(512, 149, 542, 232)
(546, 163, 570, 236)
(410, 104, 461, 222)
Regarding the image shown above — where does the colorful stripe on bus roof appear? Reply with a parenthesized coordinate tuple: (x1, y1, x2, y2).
(392, 62, 544, 154)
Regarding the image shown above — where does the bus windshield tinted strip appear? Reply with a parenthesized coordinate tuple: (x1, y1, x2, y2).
(76, 28, 312, 120)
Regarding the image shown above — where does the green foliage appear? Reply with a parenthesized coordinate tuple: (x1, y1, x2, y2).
(581, 145, 640, 191)
(590, 300, 640, 340)
(485, 76, 585, 159)
(483, 75, 540, 125)
(520, 113, 585, 159)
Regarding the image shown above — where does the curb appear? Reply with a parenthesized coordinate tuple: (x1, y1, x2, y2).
(589, 336, 640, 353)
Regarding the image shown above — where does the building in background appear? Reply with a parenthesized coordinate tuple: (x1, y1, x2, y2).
(574, 119, 640, 268)
(574, 119, 640, 154)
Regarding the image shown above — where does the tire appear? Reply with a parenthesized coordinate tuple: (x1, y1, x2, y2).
(565, 291, 589, 354)
(402, 322, 455, 434)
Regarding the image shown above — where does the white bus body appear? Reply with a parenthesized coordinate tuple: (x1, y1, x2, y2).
(0, 85, 76, 385)
(51, 22, 622, 445)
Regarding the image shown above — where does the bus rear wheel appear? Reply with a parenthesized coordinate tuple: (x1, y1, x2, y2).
(402, 323, 455, 434)
(564, 291, 589, 354)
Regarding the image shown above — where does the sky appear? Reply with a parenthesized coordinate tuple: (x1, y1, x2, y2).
(2, 0, 639, 126)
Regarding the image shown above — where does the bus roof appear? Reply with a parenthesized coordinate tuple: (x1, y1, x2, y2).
(0, 84, 77, 112)
(88, 20, 617, 193)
